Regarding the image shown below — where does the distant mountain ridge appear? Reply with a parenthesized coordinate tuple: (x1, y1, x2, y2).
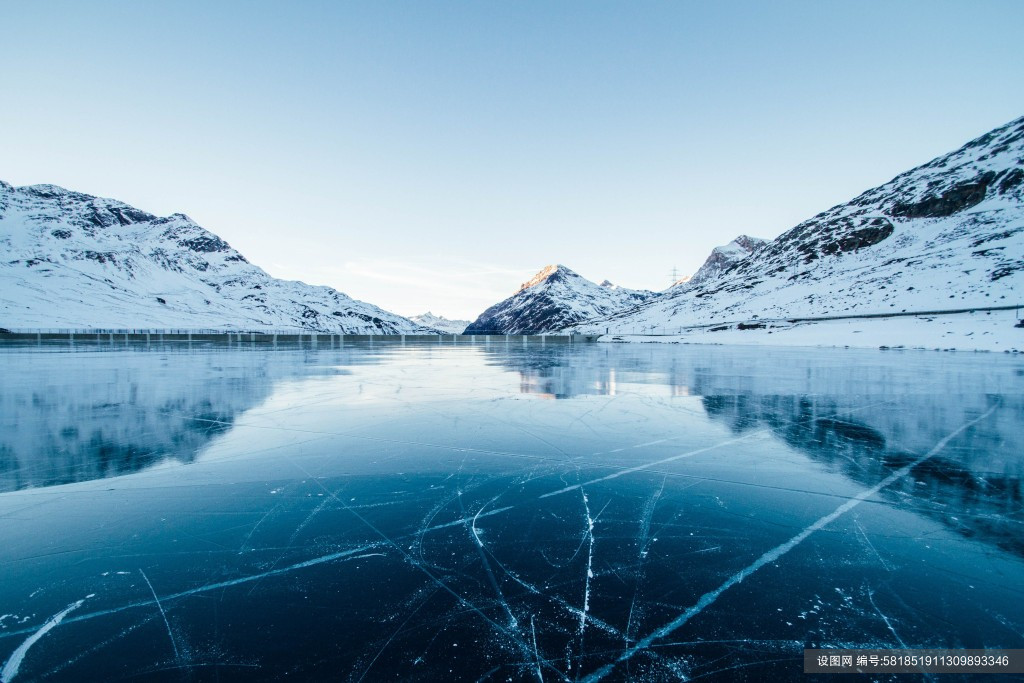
(464, 265, 654, 334)
(6, 116, 1020, 340)
(0, 182, 433, 333)
(409, 312, 470, 334)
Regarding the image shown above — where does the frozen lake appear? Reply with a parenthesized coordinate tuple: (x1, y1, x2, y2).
(1, 340, 1022, 681)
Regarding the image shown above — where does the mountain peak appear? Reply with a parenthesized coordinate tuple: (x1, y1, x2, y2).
(466, 266, 654, 334)
(517, 264, 576, 293)
(682, 235, 768, 288)
(24, 183, 71, 198)
(0, 180, 432, 334)
(572, 114, 1024, 336)
(409, 311, 471, 334)
(732, 235, 766, 251)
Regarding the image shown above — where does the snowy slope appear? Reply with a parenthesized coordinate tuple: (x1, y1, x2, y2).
(576, 116, 1024, 336)
(409, 312, 470, 334)
(0, 182, 433, 333)
(464, 265, 655, 334)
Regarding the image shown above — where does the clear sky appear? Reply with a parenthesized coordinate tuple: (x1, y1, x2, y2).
(2, 1, 1022, 320)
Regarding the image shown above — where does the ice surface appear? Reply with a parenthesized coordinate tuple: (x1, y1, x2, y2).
(0, 339, 1021, 681)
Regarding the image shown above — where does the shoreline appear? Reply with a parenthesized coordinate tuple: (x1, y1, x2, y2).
(598, 311, 1023, 353)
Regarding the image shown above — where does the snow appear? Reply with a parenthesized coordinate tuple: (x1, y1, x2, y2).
(516, 264, 563, 293)
(679, 235, 768, 289)
(3, 114, 1021, 346)
(571, 116, 1024, 351)
(464, 265, 655, 334)
(409, 312, 470, 334)
(599, 310, 1024, 353)
(0, 182, 433, 334)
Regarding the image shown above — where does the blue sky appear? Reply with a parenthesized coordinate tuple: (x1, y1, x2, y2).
(2, 1, 1022, 319)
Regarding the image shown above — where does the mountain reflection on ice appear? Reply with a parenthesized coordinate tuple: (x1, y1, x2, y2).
(0, 340, 1021, 681)
(0, 344, 357, 491)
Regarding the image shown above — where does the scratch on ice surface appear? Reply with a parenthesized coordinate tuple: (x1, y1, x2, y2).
(603, 437, 671, 454)
(530, 616, 543, 683)
(0, 546, 385, 643)
(854, 518, 893, 571)
(580, 403, 999, 682)
(298, 473, 572, 682)
(1, 597, 88, 683)
(467, 495, 518, 629)
(428, 506, 515, 531)
(353, 585, 438, 683)
(867, 588, 906, 649)
(287, 484, 345, 545)
(139, 569, 181, 663)
(542, 400, 894, 502)
(571, 487, 597, 676)
(540, 429, 772, 499)
(865, 586, 939, 682)
(580, 489, 595, 634)
(37, 614, 158, 679)
(256, 436, 568, 679)
(475, 539, 629, 645)
(626, 476, 666, 643)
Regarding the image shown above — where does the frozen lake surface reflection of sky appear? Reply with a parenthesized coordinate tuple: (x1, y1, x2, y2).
(0, 340, 1022, 681)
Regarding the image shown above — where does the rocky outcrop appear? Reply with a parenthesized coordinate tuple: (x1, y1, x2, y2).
(682, 235, 768, 287)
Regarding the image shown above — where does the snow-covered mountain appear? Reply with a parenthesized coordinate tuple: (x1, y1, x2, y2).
(409, 311, 470, 334)
(576, 115, 1024, 335)
(464, 265, 655, 334)
(679, 235, 768, 289)
(0, 182, 434, 333)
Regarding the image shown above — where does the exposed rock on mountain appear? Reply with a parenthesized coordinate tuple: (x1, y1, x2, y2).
(0, 182, 433, 333)
(464, 265, 654, 334)
(576, 115, 1024, 334)
(681, 235, 768, 288)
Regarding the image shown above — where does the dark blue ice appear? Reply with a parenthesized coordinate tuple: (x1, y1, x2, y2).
(0, 339, 1021, 681)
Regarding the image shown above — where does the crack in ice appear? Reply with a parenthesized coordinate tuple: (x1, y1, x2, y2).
(541, 429, 773, 499)
(0, 546, 385, 641)
(139, 569, 182, 665)
(1, 598, 87, 683)
(465, 494, 518, 629)
(581, 402, 999, 682)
